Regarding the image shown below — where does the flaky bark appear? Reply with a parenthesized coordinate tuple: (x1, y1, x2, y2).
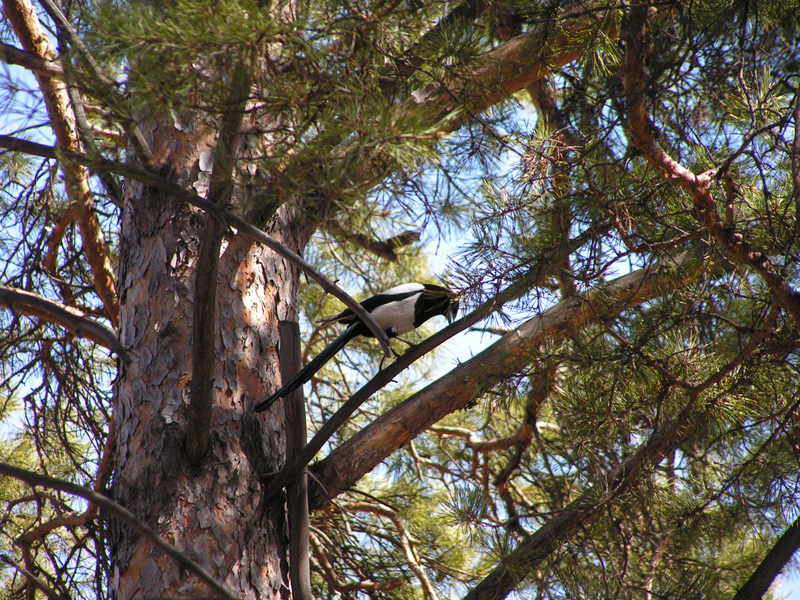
(113, 180, 298, 598)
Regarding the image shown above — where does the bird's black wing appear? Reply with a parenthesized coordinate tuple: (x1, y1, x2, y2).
(318, 289, 420, 333)
(254, 322, 360, 413)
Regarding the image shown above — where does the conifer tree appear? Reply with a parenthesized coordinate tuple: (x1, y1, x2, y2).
(1, 1, 799, 599)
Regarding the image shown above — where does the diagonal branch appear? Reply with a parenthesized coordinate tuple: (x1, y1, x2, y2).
(0, 134, 394, 356)
(0, 462, 236, 600)
(0, 554, 68, 600)
(309, 249, 708, 510)
(299, 7, 620, 231)
(462, 397, 697, 600)
(0, 285, 128, 361)
(398, 7, 619, 135)
(732, 514, 800, 600)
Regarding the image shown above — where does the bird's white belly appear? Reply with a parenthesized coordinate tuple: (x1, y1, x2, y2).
(369, 294, 418, 336)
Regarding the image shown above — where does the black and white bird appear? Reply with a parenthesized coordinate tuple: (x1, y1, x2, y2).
(254, 283, 459, 413)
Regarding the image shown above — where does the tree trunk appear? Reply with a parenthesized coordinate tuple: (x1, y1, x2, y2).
(112, 169, 299, 597)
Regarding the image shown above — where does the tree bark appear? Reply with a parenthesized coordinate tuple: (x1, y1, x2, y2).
(112, 173, 300, 597)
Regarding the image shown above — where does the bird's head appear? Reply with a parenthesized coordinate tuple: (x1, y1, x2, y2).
(420, 284, 459, 326)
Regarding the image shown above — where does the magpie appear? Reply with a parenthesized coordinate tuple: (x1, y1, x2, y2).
(254, 283, 459, 413)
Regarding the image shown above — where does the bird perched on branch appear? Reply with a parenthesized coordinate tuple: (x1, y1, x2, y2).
(254, 283, 459, 413)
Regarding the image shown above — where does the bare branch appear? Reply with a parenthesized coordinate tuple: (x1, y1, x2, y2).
(732, 514, 800, 600)
(0, 285, 128, 362)
(0, 40, 63, 76)
(281, 321, 313, 600)
(0, 134, 394, 356)
(0, 462, 237, 600)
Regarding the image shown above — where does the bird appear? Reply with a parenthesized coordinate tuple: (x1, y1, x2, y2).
(254, 283, 459, 413)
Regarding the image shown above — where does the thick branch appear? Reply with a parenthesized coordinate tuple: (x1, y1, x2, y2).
(622, 4, 800, 326)
(309, 249, 707, 509)
(0, 40, 63, 76)
(301, 7, 619, 231)
(0, 462, 236, 600)
(732, 515, 800, 600)
(0, 285, 128, 361)
(0, 134, 393, 355)
(399, 8, 619, 134)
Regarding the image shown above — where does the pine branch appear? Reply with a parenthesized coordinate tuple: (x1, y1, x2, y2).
(622, 3, 800, 328)
(398, 7, 620, 135)
(35, 0, 154, 163)
(462, 397, 698, 600)
(0, 554, 68, 600)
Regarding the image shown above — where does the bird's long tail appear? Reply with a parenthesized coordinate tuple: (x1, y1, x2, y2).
(254, 323, 360, 413)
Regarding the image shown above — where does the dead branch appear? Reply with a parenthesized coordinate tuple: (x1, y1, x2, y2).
(0, 285, 128, 361)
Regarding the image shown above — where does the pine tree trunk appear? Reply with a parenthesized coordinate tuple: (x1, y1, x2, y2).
(112, 169, 300, 597)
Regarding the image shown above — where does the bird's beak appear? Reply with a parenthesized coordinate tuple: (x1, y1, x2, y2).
(445, 299, 459, 325)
